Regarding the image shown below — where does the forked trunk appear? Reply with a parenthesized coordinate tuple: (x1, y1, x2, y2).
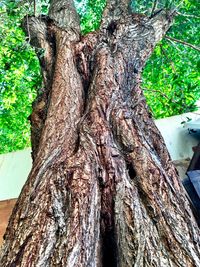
(1, 1, 200, 266)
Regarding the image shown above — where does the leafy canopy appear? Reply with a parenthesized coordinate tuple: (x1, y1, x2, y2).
(0, 1, 40, 154)
(0, 0, 199, 154)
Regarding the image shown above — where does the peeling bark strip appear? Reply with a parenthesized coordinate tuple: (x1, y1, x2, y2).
(1, 1, 200, 266)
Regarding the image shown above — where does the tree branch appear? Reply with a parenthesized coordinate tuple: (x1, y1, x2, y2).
(149, 10, 175, 45)
(22, 16, 54, 86)
(150, 0, 158, 18)
(165, 36, 200, 52)
(175, 11, 200, 19)
(33, 0, 36, 16)
(143, 88, 172, 101)
(160, 44, 176, 73)
(48, 0, 80, 35)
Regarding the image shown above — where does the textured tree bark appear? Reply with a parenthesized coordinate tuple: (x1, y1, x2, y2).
(1, 1, 200, 266)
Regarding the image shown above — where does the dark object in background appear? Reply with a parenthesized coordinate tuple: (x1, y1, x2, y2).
(187, 170, 200, 199)
(182, 143, 200, 226)
(188, 143, 200, 171)
(183, 173, 200, 226)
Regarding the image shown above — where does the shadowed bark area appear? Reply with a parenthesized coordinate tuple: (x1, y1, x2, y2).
(1, 1, 200, 266)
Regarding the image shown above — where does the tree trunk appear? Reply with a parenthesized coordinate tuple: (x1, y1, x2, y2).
(1, 1, 200, 266)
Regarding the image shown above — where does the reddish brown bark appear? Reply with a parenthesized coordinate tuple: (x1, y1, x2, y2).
(1, 1, 200, 266)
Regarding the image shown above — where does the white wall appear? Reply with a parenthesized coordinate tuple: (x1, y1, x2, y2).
(0, 148, 32, 200)
(0, 112, 200, 201)
(155, 112, 200, 161)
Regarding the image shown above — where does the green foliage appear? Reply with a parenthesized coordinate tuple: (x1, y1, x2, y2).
(143, 40, 200, 118)
(0, 0, 199, 154)
(75, 0, 106, 34)
(142, 0, 200, 118)
(0, 1, 41, 154)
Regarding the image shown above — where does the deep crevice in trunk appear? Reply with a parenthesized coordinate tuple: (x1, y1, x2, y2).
(102, 228, 118, 267)
(126, 162, 137, 180)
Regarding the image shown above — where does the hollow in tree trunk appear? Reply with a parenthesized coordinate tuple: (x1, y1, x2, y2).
(1, 1, 200, 266)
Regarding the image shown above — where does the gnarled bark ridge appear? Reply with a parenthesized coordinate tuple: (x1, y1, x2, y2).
(1, 1, 200, 266)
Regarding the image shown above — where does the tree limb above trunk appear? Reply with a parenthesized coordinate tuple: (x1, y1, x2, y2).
(101, 0, 130, 28)
(48, 0, 80, 38)
(149, 9, 174, 45)
(22, 16, 54, 86)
